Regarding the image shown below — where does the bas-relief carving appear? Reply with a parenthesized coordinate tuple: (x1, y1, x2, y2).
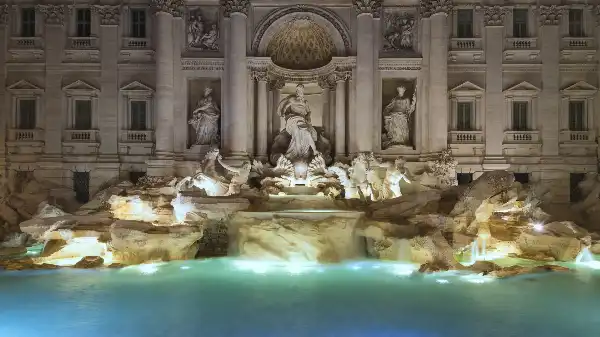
(271, 84, 332, 166)
(383, 9, 415, 52)
(0, 4, 9, 25)
(187, 7, 219, 51)
(381, 80, 417, 150)
(187, 80, 221, 147)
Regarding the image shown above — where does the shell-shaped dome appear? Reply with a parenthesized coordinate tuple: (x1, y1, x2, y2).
(266, 19, 335, 70)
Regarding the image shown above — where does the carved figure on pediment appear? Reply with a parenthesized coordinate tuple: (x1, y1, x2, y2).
(188, 9, 219, 51)
(382, 85, 416, 149)
(384, 11, 415, 51)
(270, 84, 332, 166)
(188, 87, 220, 146)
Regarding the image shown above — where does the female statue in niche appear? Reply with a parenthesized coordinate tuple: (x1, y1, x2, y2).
(189, 87, 220, 146)
(382, 85, 416, 148)
(276, 84, 320, 161)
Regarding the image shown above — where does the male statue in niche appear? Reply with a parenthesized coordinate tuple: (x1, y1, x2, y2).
(270, 84, 332, 165)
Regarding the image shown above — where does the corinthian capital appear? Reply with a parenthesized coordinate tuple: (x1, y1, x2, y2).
(221, 0, 251, 18)
(420, 0, 453, 18)
(35, 5, 66, 25)
(151, 0, 184, 16)
(538, 5, 566, 26)
(251, 69, 269, 82)
(92, 5, 121, 26)
(353, 0, 382, 16)
(483, 6, 507, 26)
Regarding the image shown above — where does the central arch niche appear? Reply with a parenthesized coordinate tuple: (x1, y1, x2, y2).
(266, 19, 336, 70)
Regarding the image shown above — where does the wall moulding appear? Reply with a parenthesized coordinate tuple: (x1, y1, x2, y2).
(247, 57, 356, 84)
(378, 58, 422, 71)
(181, 58, 225, 71)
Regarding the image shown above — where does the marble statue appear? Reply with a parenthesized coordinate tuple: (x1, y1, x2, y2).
(189, 87, 220, 146)
(188, 12, 219, 51)
(276, 84, 319, 161)
(382, 158, 411, 199)
(181, 148, 250, 197)
(382, 85, 416, 149)
(252, 156, 295, 195)
(383, 12, 415, 51)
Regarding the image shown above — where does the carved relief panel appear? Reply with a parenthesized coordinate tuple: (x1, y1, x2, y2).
(186, 7, 219, 51)
(381, 78, 417, 150)
(382, 7, 417, 54)
(187, 78, 221, 148)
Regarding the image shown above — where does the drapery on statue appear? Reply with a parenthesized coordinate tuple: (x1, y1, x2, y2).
(276, 84, 319, 161)
(382, 86, 416, 149)
(269, 83, 332, 167)
(189, 87, 220, 146)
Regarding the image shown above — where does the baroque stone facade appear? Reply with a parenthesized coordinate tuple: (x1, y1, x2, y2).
(0, 0, 599, 204)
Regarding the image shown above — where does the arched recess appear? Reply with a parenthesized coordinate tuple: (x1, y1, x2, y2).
(252, 5, 352, 57)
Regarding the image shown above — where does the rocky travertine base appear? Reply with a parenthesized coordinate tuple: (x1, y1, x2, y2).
(229, 211, 365, 263)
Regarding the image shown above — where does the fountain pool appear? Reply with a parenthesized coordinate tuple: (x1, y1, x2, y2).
(1, 259, 599, 337)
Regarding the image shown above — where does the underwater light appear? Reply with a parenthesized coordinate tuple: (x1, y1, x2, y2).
(136, 263, 163, 275)
(436, 279, 450, 284)
(531, 222, 544, 232)
(180, 266, 191, 270)
(387, 263, 418, 276)
(460, 273, 494, 284)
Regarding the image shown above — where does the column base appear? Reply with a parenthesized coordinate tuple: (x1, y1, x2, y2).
(146, 158, 175, 177)
(482, 156, 509, 171)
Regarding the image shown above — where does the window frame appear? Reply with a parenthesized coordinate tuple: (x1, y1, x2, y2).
(568, 8, 585, 38)
(129, 8, 147, 38)
(20, 7, 37, 38)
(503, 81, 540, 132)
(456, 9, 474, 38)
(120, 81, 154, 132)
(62, 80, 99, 130)
(448, 81, 484, 132)
(560, 81, 597, 133)
(75, 8, 92, 37)
(512, 8, 528, 38)
(456, 102, 474, 131)
(7, 80, 44, 130)
(511, 101, 529, 131)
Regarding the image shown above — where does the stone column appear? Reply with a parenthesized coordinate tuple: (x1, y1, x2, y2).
(483, 6, 509, 170)
(222, 0, 250, 159)
(595, 7, 600, 144)
(252, 69, 268, 159)
(37, 5, 66, 159)
(172, 12, 186, 156)
(424, 0, 451, 153)
(539, 6, 563, 157)
(268, 79, 285, 152)
(0, 5, 8, 172)
(353, 0, 380, 153)
(318, 77, 332, 132)
(94, 5, 120, 162)
(419, 12, 431, 152)
(334, 72, 349, 158)
(149, 1, 180, 175)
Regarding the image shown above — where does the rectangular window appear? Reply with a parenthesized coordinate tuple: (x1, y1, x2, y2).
(130, 9, 146, 38)
(73, 171, 90, 203)
(568, 101, 585, 131)
(18, 99, 36, 129)
(21, 8, 36, 37)
(513, 9, 528, 38)
(513, 173, 530, 185)
(570, 173, 585, 203)
(569, 9, 584, 37)
(456, 173, 473, 185)
(74, 100, 92, 130)
(456, 102, 473, 131)
(130, 101, 147, 131)
(76, 8, 92, 37)
(456, 9, 474, 38)
(512, 101, 528, 131)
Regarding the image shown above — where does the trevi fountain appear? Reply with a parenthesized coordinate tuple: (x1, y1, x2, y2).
(1, 80, 600, 336)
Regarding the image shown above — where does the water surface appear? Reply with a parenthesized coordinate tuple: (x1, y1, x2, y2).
(1, 259, 599, 337)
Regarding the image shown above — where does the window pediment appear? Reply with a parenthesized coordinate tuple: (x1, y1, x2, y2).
(449, 81, 484, 98)
(62, 80, 100, 96)
(120, 81, 154, 97)
(561, 81, 597, 97)
(503, 81, 540, 97)
(7, 80, 44, 95)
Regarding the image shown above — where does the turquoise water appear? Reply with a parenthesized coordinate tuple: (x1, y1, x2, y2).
(1, 259, 600, 337)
